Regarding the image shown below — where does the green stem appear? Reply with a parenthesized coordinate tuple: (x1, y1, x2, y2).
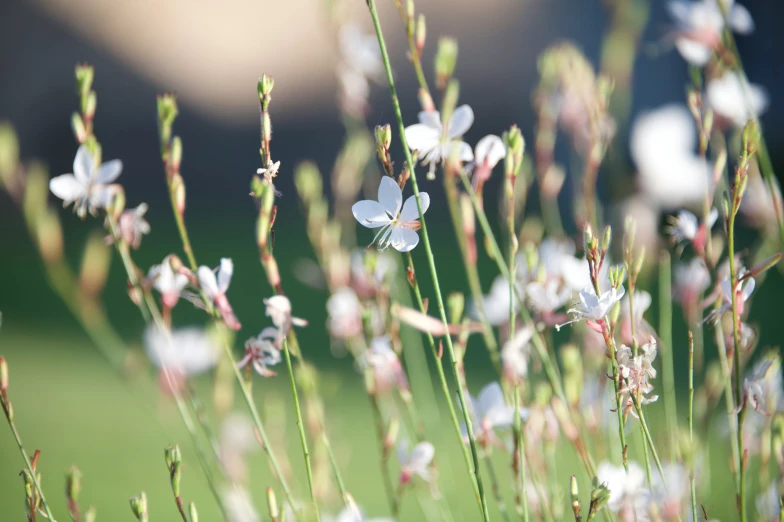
(659, 250, 678, 460)
(367, 2, 490, 518)
(369, 391, 398, 515)
(513, 390, 530, 522)
(484, 453, 512, 522)
(640, 425, 652, 487)
(688, 332, 698, 522)
(283, 340, 320, 521)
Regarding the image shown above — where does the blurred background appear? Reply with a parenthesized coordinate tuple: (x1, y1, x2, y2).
(1, 0, 783, 519)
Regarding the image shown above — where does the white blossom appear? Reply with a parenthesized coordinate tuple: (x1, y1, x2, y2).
(525, 279, 571, 314)
(198, 258, 241, 330)
(617, 340, 660, 416)
(475, 275, 518, 326)
(362, 337, 408, 394)
(238, 327, 282, 378)
(115, 203, 150, 249)
(223, 487, 260, 522)
(474, 135, 506, 169)
(148, 256, 189, 308)
(502, 326, 533, 383)
(666, 209, 718, 248)
(703, 268, 755, 323)
(668, 0, 753, 66)
(326, 288, 363, 339)
(464, 382, 527, 447)
(324, 506, 393, 522)
(557, 285, 626, 331)
(404, 106, 474, 178)
(597, 461, 651, 522)
(264, 295, 308, 335)
(49, 145, 122, 218)
(397, 440, 435, 484)
(706, 72, 769, 128)
(144, 326, 219, 377)
(352, 176, 429, 252)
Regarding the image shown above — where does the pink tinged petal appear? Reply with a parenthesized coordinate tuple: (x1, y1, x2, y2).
(352, 200, 392, 228)
(378, 176, 403, 217)
(95, 159, 123, 184)
(417, 110, 442, 129)
(404, 124, 440, 155)
(218, 258, 234, 293)
(447, 105, 474, 138)
(409, 442, 435, 470)
(675, 39, 712, 66)
(474, 135, 506, 167)
(49, 174, 85, 203)
(73, 145, 94, 184)
(399, 192, 429, 223)
(729, 4, 754, 34)
(390, 227, 419, 252)
(397, 439, 410, 465)
(742, 277, 756, 301)
(198, 266, 220, 299)
(216, 294, 241, 330)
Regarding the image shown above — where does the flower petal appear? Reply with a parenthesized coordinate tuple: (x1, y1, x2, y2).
(198, 266, 220, 299)
(399, 192, 429, 223)
(729, 4, 754, 34)
(95, 159, 123, 184)
(404, 124, 440, 156)
(417, 110, 442, 129)
(452, 141, 474, 162)
(73, 145, 94, 184)
(409, 441, 435, 470)
(390, 227, 419, 252)
(447, 105, 474, 138)
(674, 38, 712, 67)
(352, 200, 392, 228)
(378, 176, 402, 217)
(475, 135, 506, 167)
(477, 382, 506, 418)
(218, 258, 234, 293)
(49, 174, 85, 203)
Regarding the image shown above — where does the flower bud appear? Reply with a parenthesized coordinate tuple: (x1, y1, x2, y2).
(375, 124, 392, 152)
(418, 88, 435, 112)
(170, 136, 183, 174)
(80, 232, 111, 296)
(189, 502, 199, 522)
(85, 507, 96, 522)
(601, 226, 612, 253)
(129, 491, 148, 522)
(570, 475, 580, 517)
(0, 357, 8, 392)
(257, 182, 276, 250)
(65, 466, 82, 503)
(259, 74, 275, 98)
(164, 444, 183, 497)
(583, 223, 594, 253)
(75, 64, 94, 103)
(71, 113, 88, 144)
(294, 162, 323, 205)
(84, 91, 97, 120)
(266, 487, 279, 519)
(742, 119, 759, 158)
(156, 94, 178, 144)
(503, 125, 525, 178)
(415, 15, 426, 55)
(0, 123, 19, 187)
(434, 38, 458, 90)
(171, 173, 186, 215)
(384, 418, 399, 454)
(750, 253, 782, 278)
(447, 292, 465, 325)
(37, 210, 64, 263)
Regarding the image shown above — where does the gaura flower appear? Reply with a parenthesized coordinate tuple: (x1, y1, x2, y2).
(616, 340, 659, 416)
(324, 506, 394, 522)
(702, 268, 755, 324)
(475, 275, 519, 326)
(397, 440, 435, 484)
(502, 326, 533, 383)
(49, 145, 123, 218)
(338, 24, 382, 80)
(198, 258, 241, 330)
(404, 106, 474, 178)
(326, 288, 363, 339)
(222, 486, 260, 522)
(352, 176, 429, 252)
(618, 290, 657, 346)
(144, 325, 220, 377)
(116, 203, 151, 249)
(673, 257, 711, 319)
(264, 295, 308, 336)
(471, 134, 506, 192)
(525, 279, 571, 315)
(362, 337, 408, 394)
(666, 208, 719, 254)
(706, 72, 769, 128)
(556, 285, 625, 331)
(238, 327, 282, 378)
(148, 256, 189, 309)
(464, 381, 527, 448)
(597, 461, 650, 521)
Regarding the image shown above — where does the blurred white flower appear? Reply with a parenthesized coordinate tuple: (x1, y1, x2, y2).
(464, 381, 527, 447)
(557, 285, 625, 331)
(739, 356, 782, 415)
(597, 461, 651, 521)
(198, 258, 241, 330)
(352, 176, 429, 252)
(404, 106, 474, 178)
(703, 268, 755, 323)
(502, 326, 533, 383)
(651, 462, 690, 520)
(324, 506, 394, 522)
(326, 288, 363, 339)
(144, 326, 219, 377)
(630, 105, 710, 209)
(362, 337, 408, 394)
(756, 481, 781, 522)
(219, 413, 257, 483)
(148, 256, 189, 309)
(619, 290, 657, 345)
(667, 209, 718, 253)
(223, 487, 260, 522)
(617, 340, 659, 416)
(471, 134, 506, 188)
(238, 327, 281, 378)
(339, 25, 382, 79)
(476, 275, 518, 326)
(49, 145, 122, 218)
(526, 279, 571, 315)
(397, 440, 435, 484)
(706, 72, 769, 128)
(668, 0, 753, 66)
(114, 203, 150, 249)
(264, 295, 308, 335)
(674, 258, 712, 320)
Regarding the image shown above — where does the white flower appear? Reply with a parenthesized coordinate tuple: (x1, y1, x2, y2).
(264, 295, 308, 335)
(651, 462, 690, 520)
(115, 203, 151, 249)
(674, 258, 712, 314)
(525, 280, 571, 314)
(363, 337, 407, 394)
(756, 482, 781, 522)
(198, 258, 241, 330)
(666, 208, 718, 249)
(597, 461, 651, 521)
(238, 327, 282, 378)
(706, 72, 769, 128)
(475, 275, 518, 326)
(339, 25, 382, 79)
(397, 440, 435, 484)
(703, 268, 755, 323)
(617, 340, 659, 416)
(464, 382, 527, 446)
(324, 506, 394, 522)
(148, 256, 190, 309)
(352, 176, 429, 252)
(404, 106, 474, 178)
(630, 105, 710, 209)
(668, 0, 753, 66)
(502, 326, 533, 383)
(223, 487, 260, 522)
(144, 326, 219, 377)
(739, 356, 781, 415)
(474, 134, 506, 169)
(557, 285, 626, 330)
(326, 288, 363, 339)
(218, 413, 257, 483)
(49, 145, 122, 218)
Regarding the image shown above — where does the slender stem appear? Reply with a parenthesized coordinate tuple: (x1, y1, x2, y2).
(368, 391, 398, 514)
(659, 250, 678, 460)
(484, 454, 512, 522)
(283, 340, 320, 521)
(714, 322, 741, 484)
(640, 425, 652, 487)
(632, 398, 668, 494)
(367, 2, 490, 519)
(688, 331, 698, 522)
(603, 326, 629, 472)
(513, 390, 530, 522)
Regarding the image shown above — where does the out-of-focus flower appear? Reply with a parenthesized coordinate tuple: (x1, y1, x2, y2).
(198, 258, 241, 330)
(619, 290, 657, 345)
(397, 440, 435, 484)
(756, 481, 781, 522)
(668, 0, 753, 66)
(326, 288, 363, 339)
(238, 327, 281, 378)
(471, 134, 506, 189)
(336, 25, 382, 117)
(706, 72, 769, 128)
(651, 462, 690, 520)
(502, 326, 533, 383)
(525, 279, 571, 316)
(323, 506, 394, 522)
(464, 381, 527, 448)
(264, 295, 308, 335)
(352, 176, 429, 252)
(223, 486, 260, 522)
(673, 257, 711, 319)
(350, 249, 397, 297)
(597, 461, 651, 521)
(617, 340, 659, 416)
(557, 285, 625, 331)
(219, 413, 257, 483)
(475, 275, 519, 326)
(703, 268, 755, 323)
(738, 355, 782, 415)
(49, 145, 122, 218)
(114, 203, 150, 249)
(148, 256, 189, 309)
(144, 325, 219, 377)
(404, 106, 474, 177)
(666, 209, 718, 254)
(362, 337, 408, 394)
(630, 105, 710, 210)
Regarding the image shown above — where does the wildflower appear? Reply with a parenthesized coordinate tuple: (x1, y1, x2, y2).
(324, 506, 394, 522)
(556, 285, 625, 331)
(222, 486, 260, 522)
(350, 249, 397, 297)
(616, 339, 659, 416)
(475, 275, 518, 326)
(362, 337, 408, 395)
(673, 257, 711, 319)
(218, 413, 257, 483)
(738, 356, 782, 415)
(198, 258, 242, 330)
(148, 256, 189, 309)
(597, 461, 650, 521)
(144, 325, 219, 377)
(338, 24, 382, 80)
(237, 328, 282, 378)
(618, 290, 657, 345)
(756, 482, 781, 522)
(352, 176, 429, 252)
(471, 134, 506, 191)
(115, 203, 150, 249)
(667, 0, 753, 66)
(702, 268, 755, 323)
(397, 440, 435, 484)
(264, 295, 308, 335)
(706, 72, 769, 128)
(502, 326, 533, 383)
(326, 288, 363, 339)
(666, 208, 718, 253)
(630, 105, 710, 209)
(465, 381, 527, 448)
(525, 279, 571, 316)
(404, 106, 474, 178)
(49, 145, 122, 218)
(257, 161, 280, 182)
(651, 462, 691, 520)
